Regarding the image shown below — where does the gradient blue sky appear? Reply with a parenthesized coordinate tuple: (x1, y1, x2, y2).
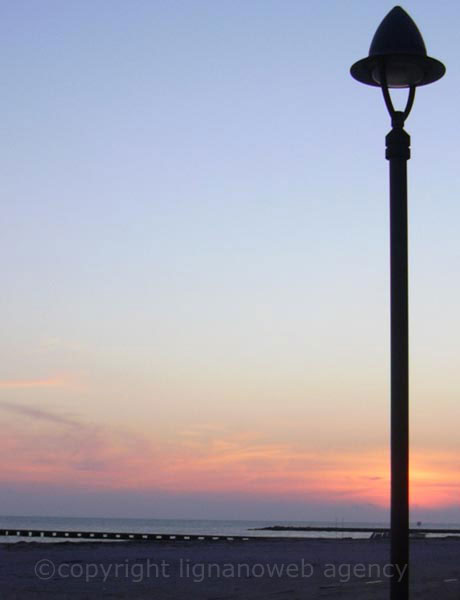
(0, 1, 458, 521)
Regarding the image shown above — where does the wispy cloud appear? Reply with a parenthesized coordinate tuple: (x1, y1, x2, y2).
(0, 404, 157, 487)
(0, 377, 65, 389)
(0, 411, 457, 511)
(0, 401, 82, 428)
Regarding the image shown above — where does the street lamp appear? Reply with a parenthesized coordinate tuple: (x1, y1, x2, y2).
(350, 6, 445, 600)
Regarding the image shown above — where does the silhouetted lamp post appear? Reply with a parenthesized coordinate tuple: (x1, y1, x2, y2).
(350, 7, 445, 600)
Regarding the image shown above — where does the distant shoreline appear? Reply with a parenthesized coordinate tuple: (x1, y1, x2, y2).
(252, 525, 460, 537)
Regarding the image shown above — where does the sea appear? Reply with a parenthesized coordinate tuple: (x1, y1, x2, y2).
(1, 516, 459, 543)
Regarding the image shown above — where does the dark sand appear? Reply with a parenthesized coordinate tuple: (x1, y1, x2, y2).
(1, 537, 460, 599)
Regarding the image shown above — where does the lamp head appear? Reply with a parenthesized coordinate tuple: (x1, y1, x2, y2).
(350, 6, 445, 88)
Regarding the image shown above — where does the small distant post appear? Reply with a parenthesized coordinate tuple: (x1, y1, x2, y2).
(350, 7, 445, 600)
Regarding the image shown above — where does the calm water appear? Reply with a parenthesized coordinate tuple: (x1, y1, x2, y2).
(1, 516, 458, 543)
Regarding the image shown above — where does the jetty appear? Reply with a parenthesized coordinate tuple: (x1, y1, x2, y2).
(0, 529, 254, 542)
(2, 525, 460, 542)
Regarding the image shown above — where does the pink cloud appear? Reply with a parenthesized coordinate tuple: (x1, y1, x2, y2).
(0, 412, 458, 511)
(0, 377, 66, 389)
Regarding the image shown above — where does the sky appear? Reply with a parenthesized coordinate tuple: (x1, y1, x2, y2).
(0, 0, 459, 522)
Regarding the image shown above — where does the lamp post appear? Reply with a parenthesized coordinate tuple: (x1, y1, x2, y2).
(350, 7, 445, 600)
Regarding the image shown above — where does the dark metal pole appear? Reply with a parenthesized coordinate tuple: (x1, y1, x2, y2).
(386, 114, 410, 600)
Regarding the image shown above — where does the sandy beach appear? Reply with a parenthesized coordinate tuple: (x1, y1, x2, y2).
(2, 537, 460, 599)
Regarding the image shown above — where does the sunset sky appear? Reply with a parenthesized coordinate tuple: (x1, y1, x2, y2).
(1, 1, 459, 522)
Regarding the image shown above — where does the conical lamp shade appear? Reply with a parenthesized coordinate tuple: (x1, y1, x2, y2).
(350, 6, 445, 88)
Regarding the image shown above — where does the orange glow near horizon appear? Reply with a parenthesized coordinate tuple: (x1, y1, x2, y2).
(1, 412, 458, 511)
